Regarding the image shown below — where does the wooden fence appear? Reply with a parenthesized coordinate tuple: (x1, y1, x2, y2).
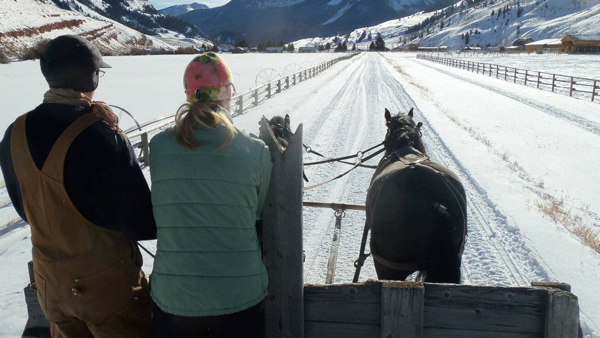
(417, 54, 599, 103)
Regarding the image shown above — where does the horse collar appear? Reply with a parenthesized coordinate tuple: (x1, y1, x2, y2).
(394, 146, 429, 166)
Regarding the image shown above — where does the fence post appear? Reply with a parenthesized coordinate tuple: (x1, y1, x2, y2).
(569, 77, 574, 97)
(277, 79, 282, 93)
(254, 89, 259, 106)
(496, 65, 499, 79)
(267, 83, 272, 98)
(552, 74, 556, 92)
(525, 70, 528, 86)
(237, 96, 244, 115)
(293, 74, 296, 85)
(504, 66, 507, 81)
(537, 72, 541, 88)
(286, 76, 290, 89)
(141, 133, 150, 167)
(513, 68, 517, 83)
(592, 80, 597, 102)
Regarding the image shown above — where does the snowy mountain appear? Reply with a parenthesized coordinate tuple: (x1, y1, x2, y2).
(47, 0, 204, 38)
(0, 0, 168, 59)
(160, 2, 209, 17)
(0, 0, 212, 60)
(292, 0, 600, 51)
(179, 0, 456, 43)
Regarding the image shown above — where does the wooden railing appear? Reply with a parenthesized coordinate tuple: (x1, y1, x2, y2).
(126, 52, 360, 166)
(417, 54, 599, 103)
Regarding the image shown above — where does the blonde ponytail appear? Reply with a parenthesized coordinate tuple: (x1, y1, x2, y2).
(172, 101, 236, 151)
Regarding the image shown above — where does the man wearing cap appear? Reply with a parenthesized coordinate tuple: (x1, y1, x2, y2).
(0, 35, 156, 337)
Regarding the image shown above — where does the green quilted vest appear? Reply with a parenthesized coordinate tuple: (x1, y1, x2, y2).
(149, 124, 272, 316)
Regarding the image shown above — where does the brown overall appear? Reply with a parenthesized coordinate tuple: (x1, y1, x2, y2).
(11, 111, 152, 338)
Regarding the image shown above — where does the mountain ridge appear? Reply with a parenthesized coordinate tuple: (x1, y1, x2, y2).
(179, 0, 456, 43)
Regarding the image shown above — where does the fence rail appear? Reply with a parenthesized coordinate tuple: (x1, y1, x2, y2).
(126, 53, 360, 166)
(417, 54, 599, 104)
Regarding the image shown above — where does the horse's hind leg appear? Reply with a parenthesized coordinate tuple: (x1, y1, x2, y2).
(374, 262, 413, 281)
(424, 255, 462, 284)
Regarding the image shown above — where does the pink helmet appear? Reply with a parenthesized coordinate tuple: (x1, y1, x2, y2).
(183, 52, 234, 103)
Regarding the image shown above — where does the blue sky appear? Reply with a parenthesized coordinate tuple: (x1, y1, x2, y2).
(149, 0, 230, 10)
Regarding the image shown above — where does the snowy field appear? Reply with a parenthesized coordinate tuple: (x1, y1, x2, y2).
(1, 52, 599, 337)
(437, 52, 600, 80)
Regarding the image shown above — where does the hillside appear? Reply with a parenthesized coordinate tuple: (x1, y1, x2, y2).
(179, 0, 456, 44)
(292, 0, 600, 50)
(0, 0, 212, 61)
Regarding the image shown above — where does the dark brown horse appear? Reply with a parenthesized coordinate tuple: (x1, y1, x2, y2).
(366, 108, 467, 283)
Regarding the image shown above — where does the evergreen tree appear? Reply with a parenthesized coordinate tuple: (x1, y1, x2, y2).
(352, 43, 356, 51)
(369, 42, 376, 51)
(464, 32, 470, 44)
(440, 20, 445, 29)
(211, 45, 219, 52)
(325, 42, 331, 50)
(374, 34, 386, 51)
(491, 9, 495, 17)
(368, 32, 372, 40)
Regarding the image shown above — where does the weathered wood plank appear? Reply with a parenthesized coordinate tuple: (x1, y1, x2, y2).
(262, 123, 304, 338)
(381, 282, 424, 338)
(305, 321, 379, 338)
(544, 289, 579, 338)
(423, 284, 547, 334)
(531, 282, 571, 292)
(304, 282, 381, 325)
(423, 328, 540, 338)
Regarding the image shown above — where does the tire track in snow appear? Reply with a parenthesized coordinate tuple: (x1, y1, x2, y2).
(413, 59, 600, 137)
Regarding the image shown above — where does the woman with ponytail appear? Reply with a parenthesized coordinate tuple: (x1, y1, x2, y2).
(149, 53, 272, 337)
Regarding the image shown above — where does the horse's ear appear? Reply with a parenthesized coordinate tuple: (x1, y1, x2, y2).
(408, 108, 414, 118)
(285, 114, 291, 130)
(384, 108, 392, 122)
(416, 122, 423, 129)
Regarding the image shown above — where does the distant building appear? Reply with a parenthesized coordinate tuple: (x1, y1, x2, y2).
(524, 39, 562, 53)
(266, 47, 284, 53)
(231, 47, 249, 54)
(417, 46, 451, 52)
(407, 44, 419, 51)
(561, 34, 600, 53)
(511, 38, 535, 51)
(299, 46, 316, 53)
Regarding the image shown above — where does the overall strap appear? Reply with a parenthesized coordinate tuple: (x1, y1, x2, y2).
(41, 113, 102, 182)
(11, 114, 38, 176)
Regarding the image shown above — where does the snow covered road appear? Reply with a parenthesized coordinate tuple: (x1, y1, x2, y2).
(1, 52, 599, 337)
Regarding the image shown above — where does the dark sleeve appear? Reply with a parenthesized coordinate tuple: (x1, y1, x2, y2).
(0, 125, 28, 223)
(65, 123, 157, 241)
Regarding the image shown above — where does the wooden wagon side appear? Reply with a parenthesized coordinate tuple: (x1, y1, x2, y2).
(305, 281, 580, 338)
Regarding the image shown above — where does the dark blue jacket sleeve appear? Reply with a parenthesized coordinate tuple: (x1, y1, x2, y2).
(0, 124, 28, 223)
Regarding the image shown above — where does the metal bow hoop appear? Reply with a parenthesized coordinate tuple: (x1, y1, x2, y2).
(109, 105, 143, 133)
